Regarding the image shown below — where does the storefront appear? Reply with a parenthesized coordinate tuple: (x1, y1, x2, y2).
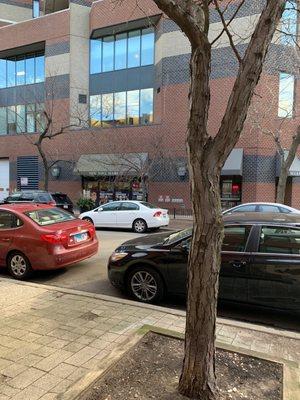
(220, 149, 243, 210)
(74, 153, 148, 206)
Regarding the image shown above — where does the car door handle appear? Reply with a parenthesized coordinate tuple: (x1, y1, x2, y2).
(229, 260, 247, 268)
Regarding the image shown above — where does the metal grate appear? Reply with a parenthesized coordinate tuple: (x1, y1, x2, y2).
(17, 156, 39, 190)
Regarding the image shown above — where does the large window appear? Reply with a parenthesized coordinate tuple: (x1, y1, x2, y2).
(90, 27, 155, 74)
(259, 226, 300, 254)
(0, 52, 45, 89)
(278, 72, 295, 118)
(90, 88, 153, 127)
(281, 1, 298, 46)
(0, 103, 45, 135)
(33, 0, 40, 18)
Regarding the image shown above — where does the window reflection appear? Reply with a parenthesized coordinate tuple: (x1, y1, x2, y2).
(7, 58, 16, 87)
(278, 72, 295, 118)
(281, 1, 297, 46)
(0, 60, 6, 89)
(16, 56, 25, 86)
(90, 27, 154, 74)
(90, 88, 153, 127)
(0, 103, 45, 135)
(25, 55, 35, 84)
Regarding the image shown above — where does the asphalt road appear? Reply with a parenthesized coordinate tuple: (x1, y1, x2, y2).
(0, 227, 299, 332)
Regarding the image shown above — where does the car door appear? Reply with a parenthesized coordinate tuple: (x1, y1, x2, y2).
(92, 202, 121, 227)
(219, 224, 253, 303)
(0, 211, 21, 265)
(117, 202, 140, 227)
(248, 225, 300, 313)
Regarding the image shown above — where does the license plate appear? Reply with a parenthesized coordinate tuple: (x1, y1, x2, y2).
(74, 232, 88, 243)
(63, 205, 68, 209)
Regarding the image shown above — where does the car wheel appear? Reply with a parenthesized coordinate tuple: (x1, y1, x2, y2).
(127, 267, 164, 303)
(83, 217, 94, 225)
(133, 219, 147, 233)
(7, 252, 32, 280)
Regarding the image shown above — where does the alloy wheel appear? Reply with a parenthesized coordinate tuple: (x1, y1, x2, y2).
(10, 254, 27, 277)
(134, 220, 146, 233)
(131, 270, 158, 301)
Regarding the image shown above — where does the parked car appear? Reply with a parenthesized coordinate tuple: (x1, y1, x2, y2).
(79, 200, 169, 233)
(108, 212, 300, 314)
(0, 203, 98, 279)
(223, 202, 300, 215)
(4, 190, 74, 214)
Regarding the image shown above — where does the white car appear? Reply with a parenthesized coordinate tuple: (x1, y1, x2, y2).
(79, 200, 170, 233)
(223, 202, 300, 215)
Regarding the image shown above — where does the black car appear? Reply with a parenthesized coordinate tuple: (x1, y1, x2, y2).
(108, 212, 300, 314)
(4, 190, 74, 213)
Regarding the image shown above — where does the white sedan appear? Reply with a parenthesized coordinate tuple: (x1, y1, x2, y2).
(223, 202, 300, 215)
(79, 200, 169, 233)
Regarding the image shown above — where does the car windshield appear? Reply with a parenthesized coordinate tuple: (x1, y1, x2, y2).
(164, 228, 193, 245)
(140, 202, 158, 209)
(51, 194, 72, 204)
(25, 208, 76, 226)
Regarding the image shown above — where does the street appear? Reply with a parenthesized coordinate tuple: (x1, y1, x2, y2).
(0, 227, 299, 332)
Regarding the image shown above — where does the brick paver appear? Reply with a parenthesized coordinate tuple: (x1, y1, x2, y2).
(0, 279, 299, 400)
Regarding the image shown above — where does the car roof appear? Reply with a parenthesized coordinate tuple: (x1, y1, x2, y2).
(223, 212, 300, 225)
(229, 202, 296, 209)
(0, 203, 53, 213)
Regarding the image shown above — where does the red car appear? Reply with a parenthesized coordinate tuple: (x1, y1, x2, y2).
(0, 203, 98, 279)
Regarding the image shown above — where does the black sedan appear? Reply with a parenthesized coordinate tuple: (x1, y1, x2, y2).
(108, 212, 300, 314)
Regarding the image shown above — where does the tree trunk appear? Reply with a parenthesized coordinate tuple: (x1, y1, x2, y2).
(276, 162, 289, 204)
(178, 46, 222, 400)
(35, 143, 49, 191)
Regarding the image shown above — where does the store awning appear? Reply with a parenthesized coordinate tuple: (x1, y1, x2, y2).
(276, 151, 300, 177)
(74, 153, 148, 177)
(221, 149, 243, 176)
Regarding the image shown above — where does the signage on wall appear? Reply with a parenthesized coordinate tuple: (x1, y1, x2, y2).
(171, 198, 184, 203)
(165, 196, 171, 203)
(158, 195, 164, 202)
(20, 177, 28, 186)
(290, 171, 300, 176)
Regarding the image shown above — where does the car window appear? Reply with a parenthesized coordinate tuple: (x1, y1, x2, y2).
(101, 202, 122, 212)
(258, 205, 280, 213)
(51, 194, 72, 204)
(259, 226, 300, 254)
(279, 206, 291, 213)
(222, 225, 251, 252)
(36, 194, 52, 202)
(25, 208, 75, 226)
(6, 194, 22, 201)
(231, 205, 257, 213)
(21, 193, 34, 201)
(0, 211, 23, 229)
(120, 202, 139, 211)
(165, 228, 193, 245)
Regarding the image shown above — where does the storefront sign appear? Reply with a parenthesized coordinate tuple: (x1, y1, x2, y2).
(171, 198, 184, 203)
(165, 196, 170, 202)
(20, 177, 28, 186)
(158, 195, 164, 202)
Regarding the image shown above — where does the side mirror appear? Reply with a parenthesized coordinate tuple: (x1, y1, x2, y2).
(98, 207, 103, 212)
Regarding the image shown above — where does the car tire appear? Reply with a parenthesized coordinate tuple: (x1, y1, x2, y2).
(7, 252, 32, 280)
(127, 266, 164, 303)
(83, 217, 94, 225)
(133, 219, 147, 234)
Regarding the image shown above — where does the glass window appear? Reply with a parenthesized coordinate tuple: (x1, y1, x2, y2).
(115, 33, 127, 70)
(228, 205, 257, 214)
(26, 104, 36, 133)
(127, 90, 140, 125)
(0, 107, 7, 135)
(35, 103, 46, 132)
(120, 202, 139, 211)
(7, 57, 15, 87)
(16, 105, 26, 133)
(102, 93, 114, 127)
(7, 106, 16, 134)
(140, 88, 153, 124)
(102, 36, 114, 72)
(90, 39, 102, 74)
(101, 202, 121, 211)
(128, 30, 141, 68)
(259, 226, 300, 254)
(16, 56, 25, 86)
(278, 72, 295, 118)
(258, 205, 281, 213)
(33, 0, 40, 17)
(35, 54, 45, 83)
(25, 208, 75, 226)
(0, 59, 6, 89)
(90, 95, 101, 127)
(114, 91, 126, 125)
(141, 28, 154, 66)
(0, 211, 21, 229)
(281, 1, 297, 46)
(25, 55, 35, 84)
(222, 225, 251, 252)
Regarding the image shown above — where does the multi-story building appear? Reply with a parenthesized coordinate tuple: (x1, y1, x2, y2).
(0, 0, 299, 209)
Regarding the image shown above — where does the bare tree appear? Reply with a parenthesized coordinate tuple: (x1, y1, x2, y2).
(123, 1, 287, 399)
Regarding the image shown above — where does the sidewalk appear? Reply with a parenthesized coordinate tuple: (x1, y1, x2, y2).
(0, 278, 299, 400)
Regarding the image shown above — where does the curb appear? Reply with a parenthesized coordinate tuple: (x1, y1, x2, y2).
(1, 277, 300, 340)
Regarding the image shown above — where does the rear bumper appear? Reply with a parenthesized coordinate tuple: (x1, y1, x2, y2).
(33, 239, 98, 270)
(147, 216, 170, 228)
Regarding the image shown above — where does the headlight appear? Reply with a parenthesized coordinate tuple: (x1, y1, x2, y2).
(110, 252, 128, 262)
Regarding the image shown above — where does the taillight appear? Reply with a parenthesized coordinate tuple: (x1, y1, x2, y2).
(88, 226, 95, 238)
(41, 231, 68, 245)
(153, 211, 162, 218)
